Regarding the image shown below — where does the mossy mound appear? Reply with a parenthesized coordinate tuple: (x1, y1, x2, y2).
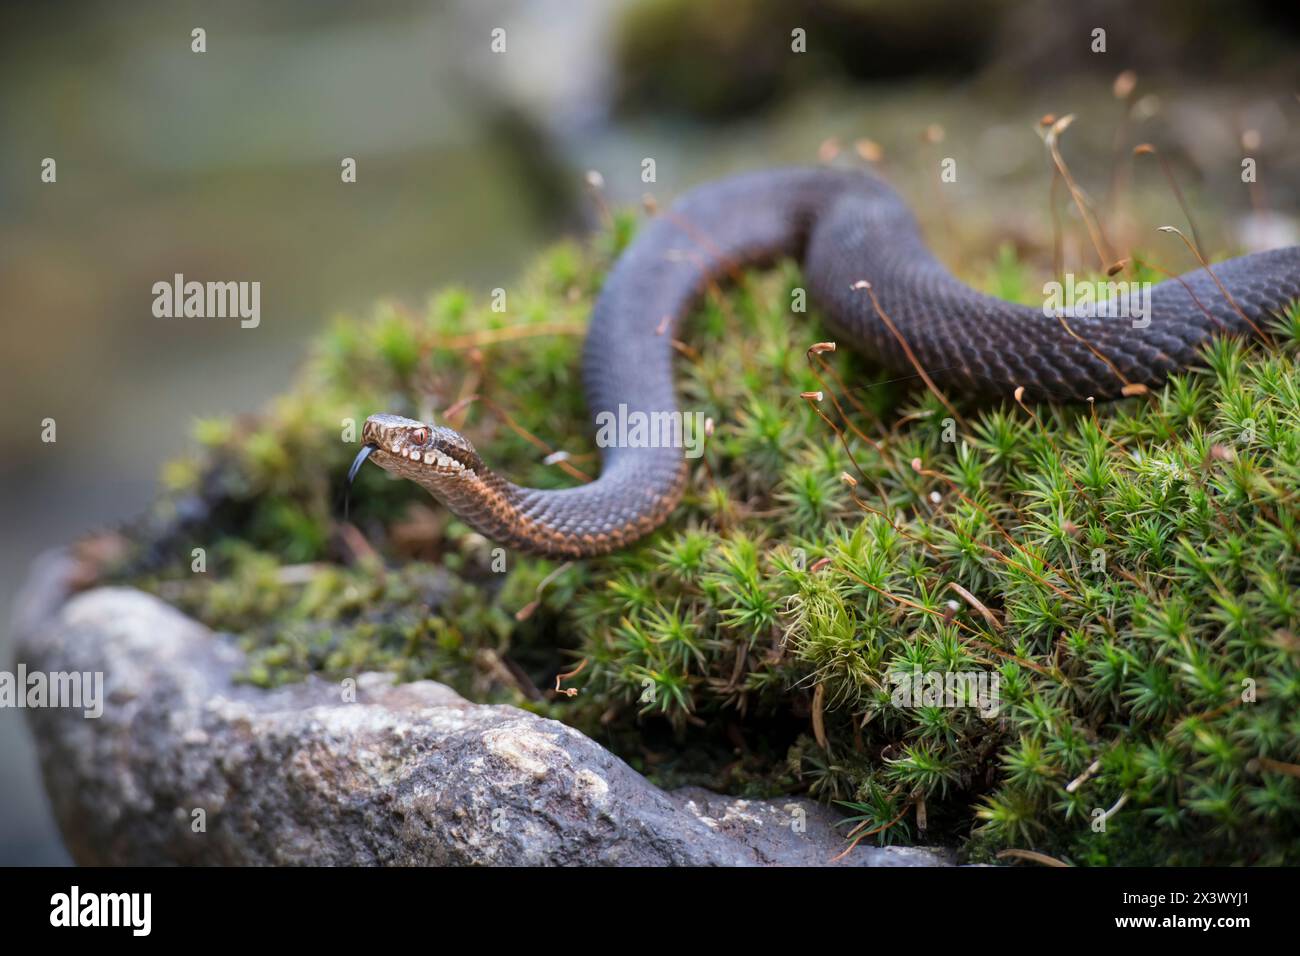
(107, 210, 1300, 865)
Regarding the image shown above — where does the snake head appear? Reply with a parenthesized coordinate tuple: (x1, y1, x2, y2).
(355, 413, 481, 486)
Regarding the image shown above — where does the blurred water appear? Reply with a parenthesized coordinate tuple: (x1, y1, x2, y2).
(0, 0, 588, 865)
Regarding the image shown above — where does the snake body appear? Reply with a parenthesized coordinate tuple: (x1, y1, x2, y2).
(359, 167, 1300, 558)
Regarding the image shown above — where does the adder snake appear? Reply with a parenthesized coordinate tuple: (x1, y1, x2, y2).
(352, 167, 1300, 558)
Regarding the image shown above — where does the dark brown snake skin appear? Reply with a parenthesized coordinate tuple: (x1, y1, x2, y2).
(359, 167, 1300, 558)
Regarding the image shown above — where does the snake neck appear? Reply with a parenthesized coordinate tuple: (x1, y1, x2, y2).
(414, 452, 688, 559)
(412, 169, 870, 558)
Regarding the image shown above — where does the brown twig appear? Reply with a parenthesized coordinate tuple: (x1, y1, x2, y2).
(554, 657, 589, 698)
(853, 280, 968, 430)
(1133, 144, 1204, 260)
(1042, 115, 1113, 271)
(1156, 225, 1274, 346)
(997, 848, 1071, 867)
(443, 393, 593, 483)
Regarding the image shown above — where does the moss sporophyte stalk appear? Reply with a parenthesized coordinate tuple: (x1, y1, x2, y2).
(103, 214, 1300, 865)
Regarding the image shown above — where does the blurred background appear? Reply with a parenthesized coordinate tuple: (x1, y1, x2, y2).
(1, 0, 1296, 864)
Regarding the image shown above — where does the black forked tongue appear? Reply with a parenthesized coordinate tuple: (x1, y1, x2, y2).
(344, 444, 378, 522)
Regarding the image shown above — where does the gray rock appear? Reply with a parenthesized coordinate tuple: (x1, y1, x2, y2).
(12, 553, 953, 867)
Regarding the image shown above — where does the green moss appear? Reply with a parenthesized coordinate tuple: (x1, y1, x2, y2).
(107, 212, 1300, 865)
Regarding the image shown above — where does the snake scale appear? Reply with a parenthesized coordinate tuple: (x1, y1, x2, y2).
(353, 167, 1300, 558)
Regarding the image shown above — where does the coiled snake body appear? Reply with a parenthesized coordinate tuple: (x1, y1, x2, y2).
(356, 167, 1300, 558)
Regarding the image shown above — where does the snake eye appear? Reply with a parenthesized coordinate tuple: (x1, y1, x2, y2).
(410, 427, 429, 446)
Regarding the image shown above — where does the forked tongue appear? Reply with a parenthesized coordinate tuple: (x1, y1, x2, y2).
(343, 444, 377, 522)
